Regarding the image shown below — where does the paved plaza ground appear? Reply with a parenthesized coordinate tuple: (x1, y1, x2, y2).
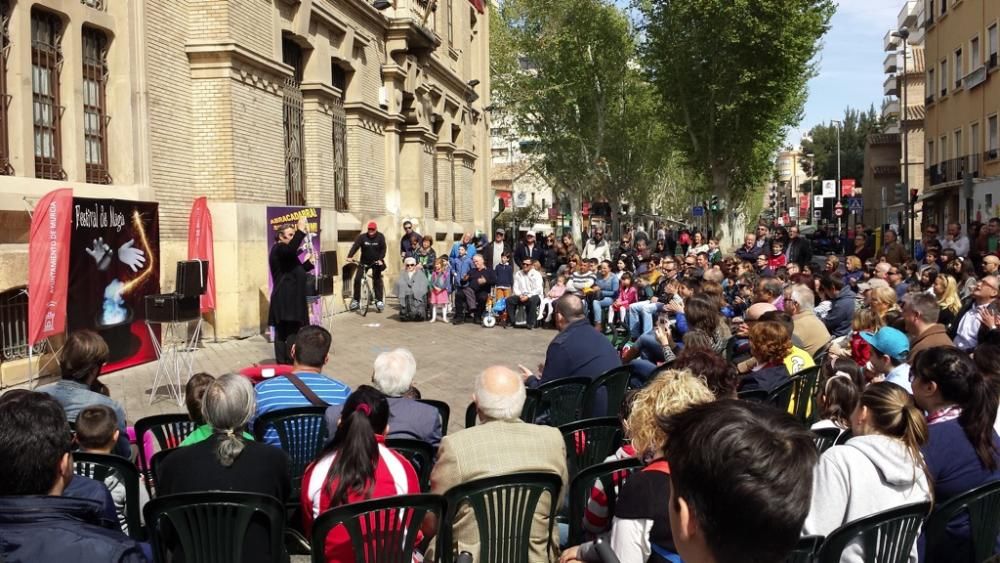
(78, 310, 550, 434)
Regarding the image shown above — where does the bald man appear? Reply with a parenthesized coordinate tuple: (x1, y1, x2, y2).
(428, 366, 568, 562)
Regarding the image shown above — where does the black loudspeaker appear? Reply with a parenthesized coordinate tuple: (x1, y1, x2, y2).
(316, 275, 334, 296)
(176, 260, 208, 298)
(320, 251, 338, 276)
(145, 294, 200, 323)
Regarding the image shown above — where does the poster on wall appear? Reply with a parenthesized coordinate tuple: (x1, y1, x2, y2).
(265, 206, 323, 327)
(68, 198, 160, 373)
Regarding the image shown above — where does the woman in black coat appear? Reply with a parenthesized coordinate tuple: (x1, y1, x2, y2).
(267, 216, 313, 364)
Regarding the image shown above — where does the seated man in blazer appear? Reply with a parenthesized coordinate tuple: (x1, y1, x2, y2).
(324, 348, 442, 446)
(427, 365, 568, 562)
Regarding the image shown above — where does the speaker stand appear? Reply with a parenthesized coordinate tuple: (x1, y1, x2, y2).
(146, 318, 203, 405)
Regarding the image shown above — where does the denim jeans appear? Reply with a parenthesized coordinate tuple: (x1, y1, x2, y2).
(591, 297, 614, 324)
(627, 301, 663, 339)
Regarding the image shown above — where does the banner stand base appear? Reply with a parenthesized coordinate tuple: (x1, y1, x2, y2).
(146, 319, 203, 406)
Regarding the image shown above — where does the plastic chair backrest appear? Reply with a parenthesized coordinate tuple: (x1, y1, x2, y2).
(559, 417, 624, 479)
(767, 375, 803, 413)
(811, 428, 842, 454)
(536, 377, 591, 427)
(787, 535, 824, 563)
(738, 389, 768, 402)
(252, 406, 329, 496)
(417, 399, 451, 436)
(567, 458, 643, 545)
(386, 438, 435, 493)
(150, 448, 181, 494)
(790, 366, 821, 423)
(144, 491, 286, 563)
(813, 340, 833, 366)
(133, 414, 197, 496)
(816, 501, 931, 563)
(440, 471, 563, 563)
(310, 493, 445, 563)
(73, 452, 144, 539)
(465, 401, 478, 428)
(583, 366, 631, 418)
(924, 479, 1000, 563)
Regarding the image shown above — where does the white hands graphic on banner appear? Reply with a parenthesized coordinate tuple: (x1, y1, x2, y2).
(117, 239, 147, 272)
(85, 237, 113, 271)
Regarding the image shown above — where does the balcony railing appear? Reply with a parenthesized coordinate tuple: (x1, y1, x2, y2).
(884, 30, 900, 53)
(964, 66, 987, 90)
(884, 75, 899, 96)
(987, 149, 1000, 162)
(898, 0, 918, 29)
(926, 164, 945, 186)
(930, 156, 985, 185)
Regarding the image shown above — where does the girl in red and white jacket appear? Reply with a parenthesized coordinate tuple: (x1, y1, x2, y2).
(301, 386, 421, 563)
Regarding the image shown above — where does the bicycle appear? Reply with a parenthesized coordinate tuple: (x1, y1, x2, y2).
(347, 260, 379, 316)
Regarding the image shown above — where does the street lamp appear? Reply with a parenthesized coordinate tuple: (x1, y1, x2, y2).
(891, 26, 912, 255)
(831, 119, 843, 235)
(806, 152, 815, 224)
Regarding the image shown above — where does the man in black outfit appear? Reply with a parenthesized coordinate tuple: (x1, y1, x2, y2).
(786, 225, 813, 267)
(399, 220, 420, 259)
(514, 231, 545, 266)
(454, 254, 496, 324)
(348, 221, 387, 312)
(268, 216, 313, 365)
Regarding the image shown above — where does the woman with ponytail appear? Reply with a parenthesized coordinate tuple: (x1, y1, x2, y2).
(911, 348, 1000, 561)
(803, 382, 932, 563)
(811, 359, 864, 437)
(158, 374, 291, 563)
(302, 385, 420, 562)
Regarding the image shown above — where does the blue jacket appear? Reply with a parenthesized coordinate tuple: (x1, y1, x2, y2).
(37, 380, 132, 459)
(529, 319, 621, 415)
(593, 274, 620, 300)
(450, 242, 477, 260)
(823, 286, 856, 338)
(738, 364, 790, 394)
(450, 255, 473, 287)
(326, 397, 442, 447)
(0, 495, 148, 562)
(494, 263, 514, 287)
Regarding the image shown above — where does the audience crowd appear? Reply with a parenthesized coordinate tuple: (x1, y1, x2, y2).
(1, 219, 1000, 563)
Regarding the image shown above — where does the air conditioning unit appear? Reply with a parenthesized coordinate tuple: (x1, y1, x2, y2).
(378, 86, 389, 109)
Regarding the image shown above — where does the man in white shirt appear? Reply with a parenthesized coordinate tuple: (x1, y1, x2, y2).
(953, 275, 999, 351)
(582, 229, 611, 262)
(941, 222, 970, 258)
(508, 258, 545, 329)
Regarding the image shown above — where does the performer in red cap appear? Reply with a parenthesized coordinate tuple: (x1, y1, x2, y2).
(347, 221, 387, 311)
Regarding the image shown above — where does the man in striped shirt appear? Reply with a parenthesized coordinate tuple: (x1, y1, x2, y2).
(253, 326, 350, 445)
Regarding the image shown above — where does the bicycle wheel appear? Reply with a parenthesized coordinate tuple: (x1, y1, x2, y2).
(360, 276, 371, 316)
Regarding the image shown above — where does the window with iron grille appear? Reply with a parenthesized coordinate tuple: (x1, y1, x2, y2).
(31, 10, 64, 180)
(332, 64, 349, 211)
(0, 1, 11, 175)
(83, 28, 110, 184)
(282, 38, 305, 206)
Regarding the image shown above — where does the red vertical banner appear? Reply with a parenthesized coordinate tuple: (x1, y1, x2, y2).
(841, 179, 856, 198)
(28, 188, 72, 346)
(187, 197, 216, 312)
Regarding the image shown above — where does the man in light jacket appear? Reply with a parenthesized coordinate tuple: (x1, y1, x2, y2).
(508, 257, 544, 329)
(582, 229, 611, 262)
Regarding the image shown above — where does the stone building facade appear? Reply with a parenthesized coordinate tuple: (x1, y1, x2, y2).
(0, 0, 491, 380)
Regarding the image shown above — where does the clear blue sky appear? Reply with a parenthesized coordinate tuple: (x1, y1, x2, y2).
(787, 0, 901, 145)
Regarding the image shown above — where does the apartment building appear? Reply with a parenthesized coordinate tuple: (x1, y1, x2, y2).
(922, 0, 999, 227)
(489, 110, 553, 234)
(0, 0, 491, 376)
(775, 149, 810, 225)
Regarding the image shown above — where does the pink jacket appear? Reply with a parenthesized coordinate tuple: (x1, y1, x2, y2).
(616, 286, 638, 308)
(547, 283, 566, 299)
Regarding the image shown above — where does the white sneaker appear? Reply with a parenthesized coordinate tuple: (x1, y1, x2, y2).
(349, 300, 359, 310)
(376, 301, 385, 311)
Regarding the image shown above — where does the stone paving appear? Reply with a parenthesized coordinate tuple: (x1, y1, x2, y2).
(83, 310, 551, 434)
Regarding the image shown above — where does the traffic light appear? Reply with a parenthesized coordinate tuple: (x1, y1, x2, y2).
(910, 188, 918, 205)
(894, 183, 905, 202)
(710, 195, 720, 211)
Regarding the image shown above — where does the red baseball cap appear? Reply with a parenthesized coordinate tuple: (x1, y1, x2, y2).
(367, 221, 377, 230)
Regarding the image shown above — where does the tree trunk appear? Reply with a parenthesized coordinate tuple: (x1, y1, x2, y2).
(609, 199, 622, 242)
(710, 169, 744, 253)
(568, 191, 584, 247)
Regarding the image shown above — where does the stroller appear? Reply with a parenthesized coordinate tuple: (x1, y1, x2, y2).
(482, 290, 507, 328)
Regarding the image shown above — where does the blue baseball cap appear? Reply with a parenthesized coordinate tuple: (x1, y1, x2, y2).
(860, 327, 910, 362)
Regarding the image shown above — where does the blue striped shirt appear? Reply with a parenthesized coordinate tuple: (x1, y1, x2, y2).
(253, 372, 351, 445)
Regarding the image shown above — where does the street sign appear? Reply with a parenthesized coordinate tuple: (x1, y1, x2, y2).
(813, 195, 824, 207)
(813, 210, 822, 219)
(842, 179, 856, 198)
(822, 180, 836, 198)
(692, 206, 704, 217)
(789, 207, 798, 218)
(847, 197, 863, 212)
(834, 207, 843, 217)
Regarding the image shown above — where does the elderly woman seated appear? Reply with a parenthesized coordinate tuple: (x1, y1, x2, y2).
(397, 256, 429, 321)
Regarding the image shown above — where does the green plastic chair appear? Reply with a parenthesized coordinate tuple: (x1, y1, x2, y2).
(811, 428, 843, 454)
(924, 479, 1000, 563)
(583, 366, 632, 418)
(144, 491, 286, 563)
(767, 374, 802, 414)
(310, 493, 445, 563)
(559, 417, 624, 479)
(73, 452, 144, 539)
(815, 501, 931, 563)
(417, 399, 451, 436)
(134, 414, 197, 496)
(464, 389, 541, 428)
(813, 340, 833, 366)
(386, 438, 435, 492)
(787, 535, 824, 563)
(566, 458, 643, 545)
(253, 406, 328, 503)
(535, 376, 591, 427)
(439, 471, 563, 563)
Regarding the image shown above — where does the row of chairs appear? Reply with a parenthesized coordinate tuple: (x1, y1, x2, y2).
(138, 471, 565, 563)
(786, 479, 1000, 563)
